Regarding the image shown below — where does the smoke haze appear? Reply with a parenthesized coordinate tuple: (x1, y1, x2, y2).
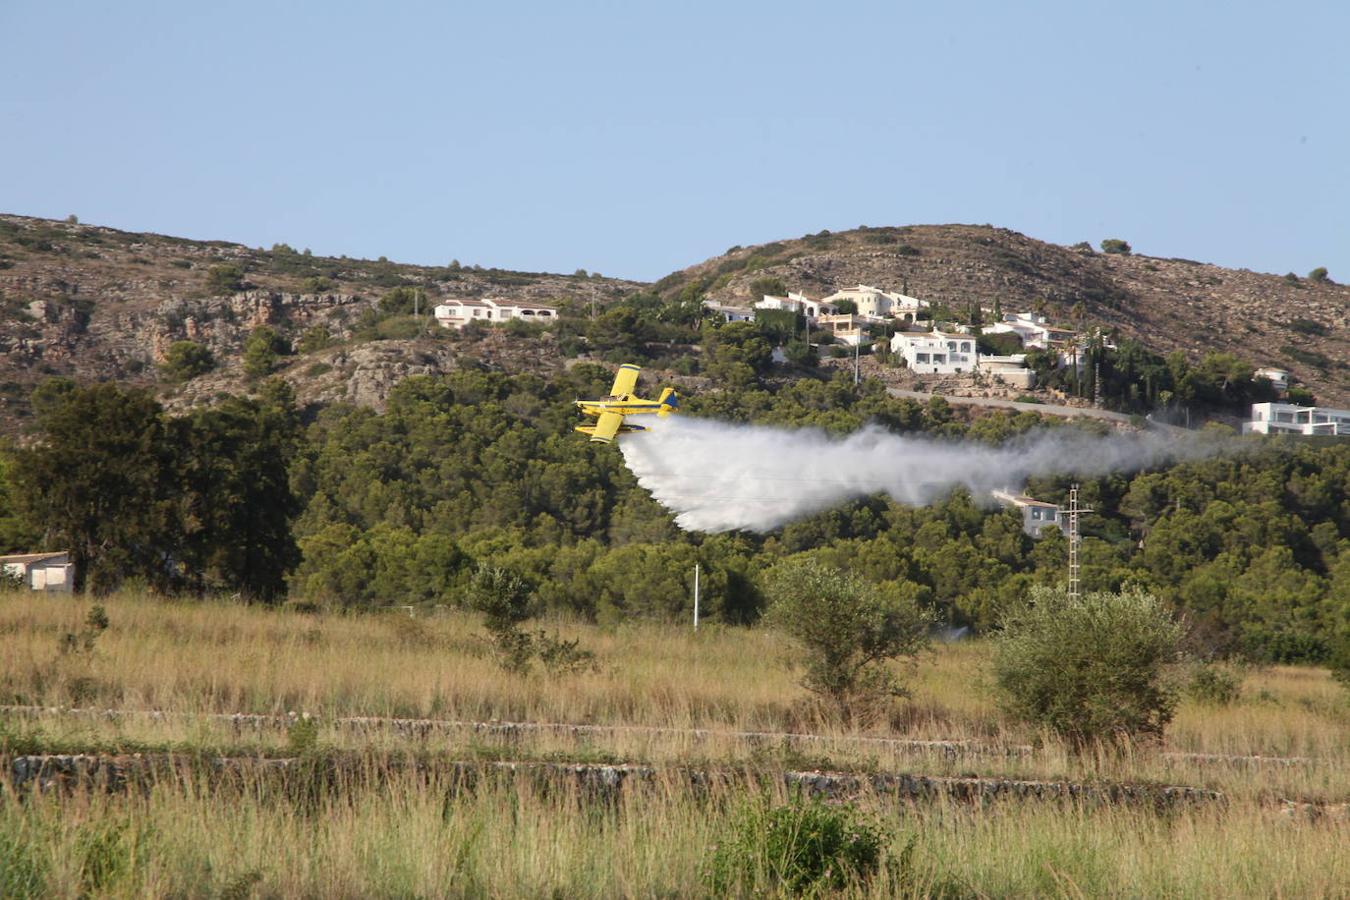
(620, 416, 1217, 533)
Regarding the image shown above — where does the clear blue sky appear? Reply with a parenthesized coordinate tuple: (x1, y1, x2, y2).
(2, 1, 1346, 282)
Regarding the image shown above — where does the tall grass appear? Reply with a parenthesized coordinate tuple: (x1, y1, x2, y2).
(0, 769, 1344, 898)
(2, 590, 1347, 896)
(1, 591, 1343, 755)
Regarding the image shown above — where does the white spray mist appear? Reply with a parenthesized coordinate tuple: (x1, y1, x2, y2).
(620, 416, 1219, 533)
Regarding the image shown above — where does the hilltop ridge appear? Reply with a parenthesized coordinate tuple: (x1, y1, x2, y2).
(658, 224, 1348, 406)
(1, 214, 1345, 431)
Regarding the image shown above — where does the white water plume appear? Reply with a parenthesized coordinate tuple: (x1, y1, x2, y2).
(621, 416, 1220, 533)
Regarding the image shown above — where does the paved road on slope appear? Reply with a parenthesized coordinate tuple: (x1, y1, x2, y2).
(884, 388, 1188, 432)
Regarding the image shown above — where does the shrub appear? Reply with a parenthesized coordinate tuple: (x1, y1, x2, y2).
(1328, 625, 1350, 692)
(159, 340, 215, 382)
(1307, 266, 1330, 283)
(380, 286, 420, 314)
(1185, 662, 1243, 706)
(206, 264, 245, 294)
(466, 563, 592, 675)
(748, 275, 787, 299)
(706, 795, 898, 896)
(764, 559, 932, 722)
(1289, 318, 1329, 337)
(286, 714, 320, 754)
(1100, 239, 1132, 255)
(296, 325, 334, 354)
(243, 326, 290, 379)
(993, 586, 1184, 747)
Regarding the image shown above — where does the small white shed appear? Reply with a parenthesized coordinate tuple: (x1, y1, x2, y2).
(1, 551, 75, 593)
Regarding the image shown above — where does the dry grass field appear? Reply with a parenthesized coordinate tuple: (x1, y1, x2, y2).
(1, 591, 1347, 897)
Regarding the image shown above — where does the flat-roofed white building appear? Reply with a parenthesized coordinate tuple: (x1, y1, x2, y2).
(433, 298, 558, 328)
(754, 291, 836, 320)
(820, 284, 929, 321)
(991, 492, 1061, 538)
(890, 330, 976, 373)
(1, 551, 74, 593)
(1255, 367, 1291, 392)
(1244, 402, 1350, 436)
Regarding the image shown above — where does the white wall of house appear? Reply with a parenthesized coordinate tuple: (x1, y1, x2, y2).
(1, 552, 74, 593)
(1244, 402, 1350, 436)
(890, 330, 976, 373)
(1255, 367, 1291, 392)
(434, 299, 557, 329)
(754, 292, 836, 320)
(820, 284, 929, 321)
(991, 492, 1061, 538)
(984, 312, 1078, 350)
(977, 354, 1035, 389)
(703, 301, 755, 322)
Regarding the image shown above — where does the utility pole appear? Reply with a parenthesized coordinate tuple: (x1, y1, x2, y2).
(853, 336, 861, 386)
(692, 563, 700, 632)
(1066, 484, 1094, 602)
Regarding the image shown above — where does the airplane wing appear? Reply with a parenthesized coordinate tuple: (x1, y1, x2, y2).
(609, 364, 640, 398)
(589, 411, 625, 444)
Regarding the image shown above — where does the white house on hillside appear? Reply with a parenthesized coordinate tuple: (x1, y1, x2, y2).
(820, 284, 929, 321)
(816, 313, 867, 346)
(983, 312, 1077, 350)
(433, 298, 558, 329)
(1243, 402, 1350, 436)
(890, 330, 976, 373)
(1254, 367, 1291, 393)
(1, 551, 74, 593)
(754, 292, 837, 320)
(702, 301, 755, 323)
(991, 492, 1061, 538)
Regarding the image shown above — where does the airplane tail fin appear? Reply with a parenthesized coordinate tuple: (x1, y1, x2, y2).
(657, 387, 680, 417)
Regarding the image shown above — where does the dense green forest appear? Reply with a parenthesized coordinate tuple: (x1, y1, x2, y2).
(2, 352, 1347, 664)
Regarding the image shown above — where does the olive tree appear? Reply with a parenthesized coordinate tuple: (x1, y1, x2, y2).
(764, 559, 932, 721)
(992, 585, 1184, 748)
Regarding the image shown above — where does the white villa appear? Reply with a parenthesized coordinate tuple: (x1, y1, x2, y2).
(1, 551, 74, 593)
(433, 298, 558, 329)
(983, 312, 1078, 350)
(754, 292, 837, 320)
(816, 313, 867, 346)
(991, 491, 1062, 539)
(890, 330, 977, 374)
(820, 284, 929, 322)
(1255, 367, 1291, 392)
(1243, 402, 1350, 436)
(703, 301, 755, 323)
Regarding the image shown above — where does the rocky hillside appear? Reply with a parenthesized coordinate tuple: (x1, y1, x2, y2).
(2, 214, 1345, 430)
(0, 214, 639, 428)
(657, 225, 1348, 406)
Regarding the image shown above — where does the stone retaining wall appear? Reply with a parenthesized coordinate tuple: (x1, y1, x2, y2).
(5, 753, 1230, 814)
(2, 705, 1315, 768)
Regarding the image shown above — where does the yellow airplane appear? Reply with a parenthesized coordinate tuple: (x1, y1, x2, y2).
(574, 363, 679, 443)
